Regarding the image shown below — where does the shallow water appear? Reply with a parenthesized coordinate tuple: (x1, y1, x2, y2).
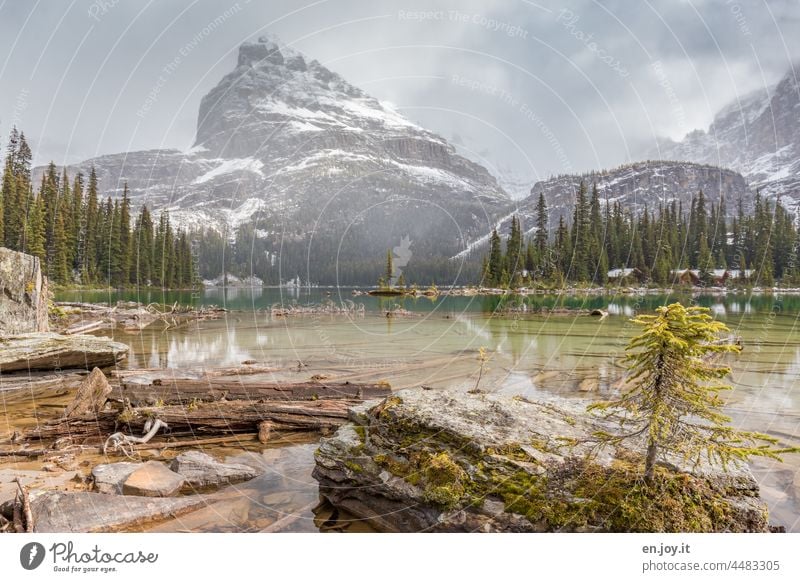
(9, 289, 800, 531)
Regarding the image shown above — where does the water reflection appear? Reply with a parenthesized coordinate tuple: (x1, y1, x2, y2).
(55, 288, 800, 531)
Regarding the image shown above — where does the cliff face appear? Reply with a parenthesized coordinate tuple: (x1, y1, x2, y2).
(0, 247, 49, 335)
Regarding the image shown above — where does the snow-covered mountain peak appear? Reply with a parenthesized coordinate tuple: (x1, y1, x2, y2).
(46, 37, 510, 281)
(652, 65, 800, 207)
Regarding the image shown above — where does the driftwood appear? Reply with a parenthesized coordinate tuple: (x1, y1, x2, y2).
(54, 301, 228, 334)
(0, 448, 50, 458)
(104, 418, 169, 457)
(0, 370, 87, 394)
(23, 399, 357, 442)
(113, 375, 391, 406)
(131, 434, 258, 450)
(65, 320, 108, 335)
(12, 493, 24, 533)
(63, 368, 112, 418)
(111, 365, 278, 379)
(15, 479, 34, 533)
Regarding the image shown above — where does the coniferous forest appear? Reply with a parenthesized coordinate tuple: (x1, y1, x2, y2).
(0, 129, 196, 288)
(3, 128, 798, 290)
(482, 182, 799, 289)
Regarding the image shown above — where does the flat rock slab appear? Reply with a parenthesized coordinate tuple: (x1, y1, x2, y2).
(0, 468, 79, 505)
(170, 450, 258, 489)
(0, 333, 129, 373)
(122, 461, 185, 497)
(30, 490, 206, 532)
(91, 462, 141, 494)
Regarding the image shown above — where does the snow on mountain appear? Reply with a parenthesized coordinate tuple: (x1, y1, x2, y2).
(452, 160, 750, 259)
(40, 36, 511, 271)
(191, 158, 264, 185)
(653, 67, 800, 207)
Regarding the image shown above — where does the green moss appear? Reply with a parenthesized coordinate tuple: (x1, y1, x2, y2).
(344, 460, 364, 473)
(117, 409, 136, 423)
(370, 426, 750, 531)
(474, 456, 747, 532)
(376, 396, 403, 419)
(353, 425, 366, 441)
(422, 452, 468, 509)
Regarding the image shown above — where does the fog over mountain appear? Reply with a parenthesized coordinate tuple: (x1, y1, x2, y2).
(2, 1, 799, 187)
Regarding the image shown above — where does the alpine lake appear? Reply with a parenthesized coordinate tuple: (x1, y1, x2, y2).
(4, 287, 799, 532)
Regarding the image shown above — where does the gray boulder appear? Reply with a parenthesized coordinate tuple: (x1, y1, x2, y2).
(122, 461, 185, 497)
(170, 450, 258, 489)
(91, 462, 141, 494)
(30, 490, 205, 532)
(313, 390, 771, 533)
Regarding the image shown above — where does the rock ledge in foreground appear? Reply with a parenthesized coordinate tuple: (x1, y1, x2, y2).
(313, 390, 770, 533)
(0, 332, 128, 373)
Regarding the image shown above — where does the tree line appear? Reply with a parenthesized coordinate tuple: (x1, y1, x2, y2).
(0, 128, 196, 288)
(483, 181, 800, 288)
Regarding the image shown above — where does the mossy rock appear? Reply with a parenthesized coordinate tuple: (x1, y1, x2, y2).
(313, 389, 771, 533)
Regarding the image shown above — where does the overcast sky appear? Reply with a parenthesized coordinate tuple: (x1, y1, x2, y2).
(1, 0, 798, 194)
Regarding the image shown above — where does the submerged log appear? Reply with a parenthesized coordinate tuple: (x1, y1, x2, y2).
(23, 399, 358, 442)
(113, 374, 390, 406)
(0, 333, 129, 373)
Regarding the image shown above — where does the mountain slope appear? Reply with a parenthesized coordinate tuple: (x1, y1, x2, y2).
(453, 161, 750, 259)
(46, 36, 510, 283)
(653, 66, 800, 211)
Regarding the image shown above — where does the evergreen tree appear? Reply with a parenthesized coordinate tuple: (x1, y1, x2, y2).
(506, 215, 523, 285)
(535, 192, 548, 252)
(384, 248, 394, 287)
(117, 185, 132, 284)
(133, 204, 155, 286)
(24, 194, 46, 262)
(487, 229, 503, 286)
(697, 237, 714, 286)
(589, 303, 793, 483)
(84, 168, 100, 282)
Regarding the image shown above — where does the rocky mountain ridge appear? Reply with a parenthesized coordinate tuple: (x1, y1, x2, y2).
(653, 66, 800, 212)
(39, 36, 510, 282)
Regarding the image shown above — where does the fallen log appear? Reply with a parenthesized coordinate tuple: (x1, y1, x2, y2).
(22, 399, 358, 442)
(0, 448, 50, 458)
(113, 375, 390, 406)
(0, 333, 129, 373)
(64, 320, 108, 335)
(111, 364, 278, 378)
(0, 370, 87, 394)
(12, 493, 24, 533)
